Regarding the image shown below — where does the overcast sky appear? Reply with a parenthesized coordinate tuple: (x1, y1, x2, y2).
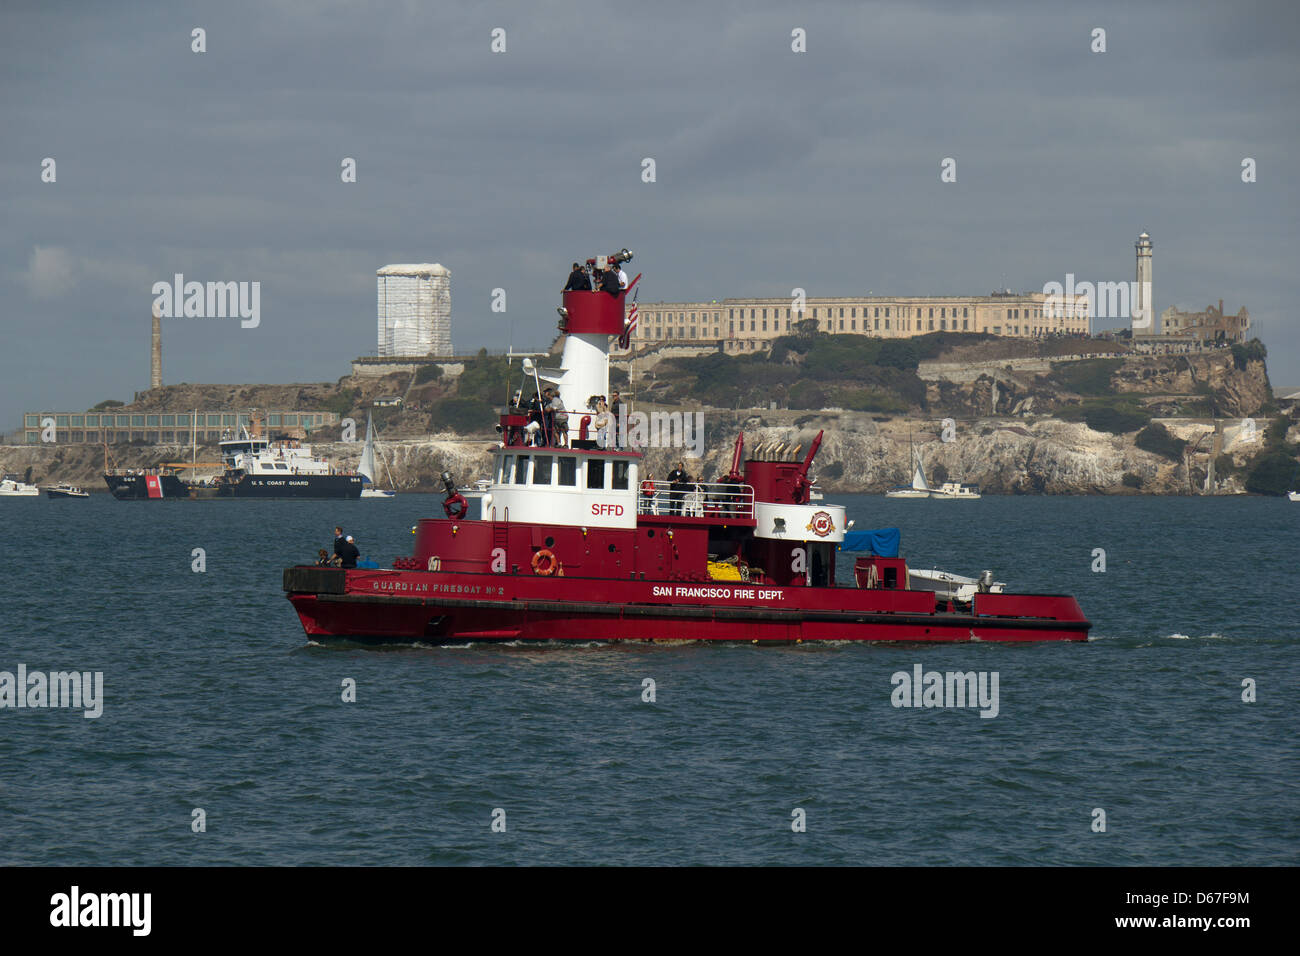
(2, 0, 1297, 427)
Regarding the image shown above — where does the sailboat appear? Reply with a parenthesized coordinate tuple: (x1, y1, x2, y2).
(886, 436, 931, 498)
(358, 411, 396, 499)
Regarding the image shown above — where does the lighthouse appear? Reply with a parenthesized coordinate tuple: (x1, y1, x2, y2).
(150, 302, 162, 389)
(1133, 232, 1153, 331)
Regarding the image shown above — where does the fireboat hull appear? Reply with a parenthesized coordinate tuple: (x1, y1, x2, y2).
(284, 567, 1091, 644)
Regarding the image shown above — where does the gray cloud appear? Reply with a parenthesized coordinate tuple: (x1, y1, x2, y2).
(1, 0, 1297, 423)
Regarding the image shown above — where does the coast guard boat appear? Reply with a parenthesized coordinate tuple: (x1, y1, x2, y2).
(105, 417, 362, 499)
(283, 251, 1091, 644)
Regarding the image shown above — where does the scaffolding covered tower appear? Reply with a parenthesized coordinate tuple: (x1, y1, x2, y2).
(376, 263, 451, 357)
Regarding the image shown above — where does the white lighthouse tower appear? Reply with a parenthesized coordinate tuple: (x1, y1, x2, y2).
(1133, 232, 1154, 331)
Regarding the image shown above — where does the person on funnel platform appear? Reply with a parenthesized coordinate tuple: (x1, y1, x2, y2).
(598, 266, 621, 297)
(563, 262, 589, 291)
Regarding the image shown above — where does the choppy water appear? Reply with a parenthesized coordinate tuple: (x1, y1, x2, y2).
(1, 493, 1296, 865)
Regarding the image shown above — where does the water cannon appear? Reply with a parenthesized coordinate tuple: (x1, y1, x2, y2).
(440, 471, 457, 497)
(791, 430, 824, 505)
(586, 248, 633, 270)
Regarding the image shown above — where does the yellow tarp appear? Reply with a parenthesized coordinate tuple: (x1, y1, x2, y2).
(708, 561, 743, 581)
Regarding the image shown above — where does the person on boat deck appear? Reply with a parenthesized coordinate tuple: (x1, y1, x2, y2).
(591, 397, 610, 448)
(617, 264, 629, 290)
(540, 388, 557, 445)
(608, 390, 624, 449)
(563, 262, 590, 292)
(641, 472, 659, 514)
(337, 535, 360, 569)
(332, 526, 345, 561)
(315, 548, 331, 566)
(548, 390, 569, 447)
(598, 266, 621, 297)
(524, 390, 544, 445)
(667, 461, 690, 516)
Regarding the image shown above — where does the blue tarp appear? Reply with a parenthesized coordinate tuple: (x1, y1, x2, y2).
(357, 557, 380, 569)
(840, 527, 900, 557)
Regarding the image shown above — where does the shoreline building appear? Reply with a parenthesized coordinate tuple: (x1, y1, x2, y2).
(21, 409, 341, 445)
(630, 290, 1090, 353)
(377, 263, 451, 357)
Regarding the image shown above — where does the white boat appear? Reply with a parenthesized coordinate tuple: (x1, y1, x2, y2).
(45, 484, 89, 499)
(358, 412, 396, 499)
(0, 474, 40, 496)
(1289, 491, 1300, 502)
(886, 439, 931, 498)
(930, 481, 982, 500)
(908, 568, 1005, 603)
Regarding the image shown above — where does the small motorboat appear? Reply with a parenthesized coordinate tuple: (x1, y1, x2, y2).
(46, 484, 90, 499)
(1, 475, 40, 497)
(929, 481, 982, 499)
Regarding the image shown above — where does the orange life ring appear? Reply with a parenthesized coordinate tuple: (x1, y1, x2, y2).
(531, 548, 561, 576)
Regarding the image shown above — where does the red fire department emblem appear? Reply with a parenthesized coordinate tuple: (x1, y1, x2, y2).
(806, 511, 835, 537)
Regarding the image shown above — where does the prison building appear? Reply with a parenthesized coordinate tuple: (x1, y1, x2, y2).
(630, 291, 1091, 353)
(21, 410, 341, 445)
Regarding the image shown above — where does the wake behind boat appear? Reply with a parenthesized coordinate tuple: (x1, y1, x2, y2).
(283, 248, 1091, 645)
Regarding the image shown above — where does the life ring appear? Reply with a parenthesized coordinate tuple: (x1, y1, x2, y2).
(531, 548, 561, 576)
(442, 494, 468, 519)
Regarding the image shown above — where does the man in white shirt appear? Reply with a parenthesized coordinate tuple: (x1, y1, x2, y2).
(618, 265, 629, 289)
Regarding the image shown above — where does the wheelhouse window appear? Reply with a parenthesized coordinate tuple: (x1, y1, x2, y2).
(612, 460, 630, 490)
(532, 455, 553, 485)
(514, 455, 530, 484)
(586, 458, 605, 489)
(557, 457, 577, 486)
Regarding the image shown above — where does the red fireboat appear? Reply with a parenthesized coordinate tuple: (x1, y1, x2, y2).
(284, 251, 1090, 644)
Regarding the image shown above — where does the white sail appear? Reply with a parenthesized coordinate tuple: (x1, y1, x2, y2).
(911, 455, 929, 491)
(358, 412, 378, 484)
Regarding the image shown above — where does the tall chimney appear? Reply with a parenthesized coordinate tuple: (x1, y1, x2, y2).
(151, 303, 162, 390)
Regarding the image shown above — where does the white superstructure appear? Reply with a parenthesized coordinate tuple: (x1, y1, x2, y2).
(377, 263, 452, 357)
(219, 429, 334, 476)
(0, 475, 39, 496)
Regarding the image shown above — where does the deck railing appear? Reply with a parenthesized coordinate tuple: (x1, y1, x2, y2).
(637, 480, 755, 520)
